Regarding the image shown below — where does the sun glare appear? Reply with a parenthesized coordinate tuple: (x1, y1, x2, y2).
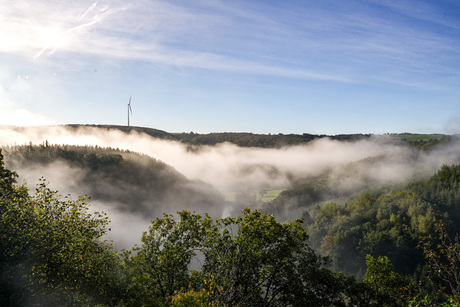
(33, 26, 72, 59)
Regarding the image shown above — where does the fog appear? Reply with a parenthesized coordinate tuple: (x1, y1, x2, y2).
(0, 126, 428, 191)
(2, 125, 460, 249)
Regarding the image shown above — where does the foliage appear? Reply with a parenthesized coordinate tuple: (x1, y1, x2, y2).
(162, 129, 441, 149)
(124, 208, 375, 306)
(5, 146, 460, 305)
(0, 150, 17, 196)
(419, 222, 460, 302)
(169, 287, 211, 307)
(0, 150, 121, 305)
(173, 132, 323, 148)
(264, 154, 409, 219)
(123, 211, 210, 305)
(408, 294, 460, 307)
(202, 209, 315, 306)
(306, 164, 460, 276)
(3, 143, 224, 217)
(0, 149, 24, 305)
(363, 255, 415, 306)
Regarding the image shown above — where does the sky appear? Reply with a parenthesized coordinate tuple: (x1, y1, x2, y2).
(1, 0, 460, 135)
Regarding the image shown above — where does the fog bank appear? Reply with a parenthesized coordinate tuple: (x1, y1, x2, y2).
(2, 125, 460, 249)
(0, 126, 441, 192)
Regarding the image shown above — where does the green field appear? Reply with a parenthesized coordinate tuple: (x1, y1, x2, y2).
(225, 189, 285, 203)
(258, 189, 285, 202)
(388, 133, 444, 142)
(225, 192, 236, 202)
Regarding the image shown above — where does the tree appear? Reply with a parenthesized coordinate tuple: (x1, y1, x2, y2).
(201, 208, 325, 306)
(363, 255, 414, 306)
(419, 222, 460, 303)
(21, 179, 120, 305)
(0, 149, 17, 196)
(0, 150, 121, 305)
(124, 211, 211, 305)
(0, 149, 27, 305)
(127, 208, 373, 306)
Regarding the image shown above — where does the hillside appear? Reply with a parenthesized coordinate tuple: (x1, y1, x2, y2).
(2, 148, 460, 305)
(303, 164, 460, 277)
(62, 124, 451, 149)
(260, 134, 460, 213)
(2, 126, 460, 305)
(2, 125, 457, 221)
(2, 144, 224, 218)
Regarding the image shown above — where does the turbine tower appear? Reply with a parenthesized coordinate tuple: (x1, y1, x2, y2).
(128, 96, 133, 127)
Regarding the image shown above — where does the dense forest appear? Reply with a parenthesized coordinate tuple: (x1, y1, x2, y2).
(2, 125, 460, 306)
(304, 164, 460, 276)
(1, 143, 224, 219)
(1, 149, 460, 306)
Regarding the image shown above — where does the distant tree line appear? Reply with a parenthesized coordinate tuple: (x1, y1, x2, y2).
(62, 125, 454, 149)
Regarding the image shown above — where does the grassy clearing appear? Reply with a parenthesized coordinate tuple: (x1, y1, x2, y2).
(388, 134, 444, 142)
(259, 189, 285, 202)
(225, 192, 236, 202)
(225, 189, 285, 203)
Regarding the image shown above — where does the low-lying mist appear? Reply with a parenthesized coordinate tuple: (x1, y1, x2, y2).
(2, 125, 460, 249)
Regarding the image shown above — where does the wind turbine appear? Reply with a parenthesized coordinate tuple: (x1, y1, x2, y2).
(128, 96, 133, 127)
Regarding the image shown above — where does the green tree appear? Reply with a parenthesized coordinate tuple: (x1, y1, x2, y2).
(363, 255, 414, 306)
(22, 179, 120, 305)
(124, 211, 211, 305)
(0, 150, 121, 305)
(201, 209, 326, 306)
(419, 222, 460, 303)
(127, 208, 373, 306)
(201, 209, 374, 306)
(0, 149, 28, 305)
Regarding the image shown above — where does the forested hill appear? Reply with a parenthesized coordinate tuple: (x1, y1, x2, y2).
(2, 149, 460, 305)
(2, 144, 224, 217)
(303, 164, 460, 277)
(3, 128, 460, 305)
(63, 124, 451, 149)
(64, 124, 371, 147)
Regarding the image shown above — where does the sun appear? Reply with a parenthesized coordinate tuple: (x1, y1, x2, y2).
(33, 25, 71, 59)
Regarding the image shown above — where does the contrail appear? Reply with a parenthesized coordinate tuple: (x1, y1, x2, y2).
(33, 46, 50, 59)
(80, 1, 99, 20)
(66, 5, 128, 34)
(33, 2, 127, 60)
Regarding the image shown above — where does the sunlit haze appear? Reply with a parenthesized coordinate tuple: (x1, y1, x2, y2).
(1, 0, 460, 134)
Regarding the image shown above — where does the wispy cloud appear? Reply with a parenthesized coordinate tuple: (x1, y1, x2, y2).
(32, 2, 128, 59)
(1, 0, 459, 86)
(0, 1, 129, 59)
(0, 0, 349, 82)
(79, 1, 99, 20)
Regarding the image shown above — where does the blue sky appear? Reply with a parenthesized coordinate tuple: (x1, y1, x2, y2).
(1, 0, 460, 134)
